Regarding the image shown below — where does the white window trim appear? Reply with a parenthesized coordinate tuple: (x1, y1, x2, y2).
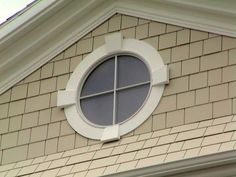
(57, 33, 169, 142)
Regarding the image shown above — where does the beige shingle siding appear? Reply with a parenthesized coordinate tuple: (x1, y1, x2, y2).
(0, 14, 236, 176)
(0, 114, 235, 176)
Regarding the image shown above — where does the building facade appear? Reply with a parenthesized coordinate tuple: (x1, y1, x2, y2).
(0, 0, 236, 176)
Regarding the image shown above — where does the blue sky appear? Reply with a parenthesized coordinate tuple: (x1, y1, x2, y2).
(0, 0, 35, 24)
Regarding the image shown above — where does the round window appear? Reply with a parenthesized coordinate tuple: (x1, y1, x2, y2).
(57, 32, 169, 142)
(79, 55, 151, 126)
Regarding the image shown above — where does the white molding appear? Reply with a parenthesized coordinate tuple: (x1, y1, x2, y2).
(101, 150, 236, 177)
(0, 0, 63, 45)
(105, 32, 123, 54)
(101, 125, 120, 142)
(116, 0, 236, 37)
(152, 65, 169, 85)
(0, 0, 236, 94)
(57, 90, 76, 108)
(164, 0, 236, 16)
(58, 33, 168, 141)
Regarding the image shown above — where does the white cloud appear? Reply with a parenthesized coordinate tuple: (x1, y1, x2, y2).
(0, 0, 35, 24)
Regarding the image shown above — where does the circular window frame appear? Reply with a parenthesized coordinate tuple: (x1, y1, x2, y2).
(78, 53, 152, 127)
(57, 33, 169, 142)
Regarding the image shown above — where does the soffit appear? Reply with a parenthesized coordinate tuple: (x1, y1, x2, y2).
(0, 0, 235, 94)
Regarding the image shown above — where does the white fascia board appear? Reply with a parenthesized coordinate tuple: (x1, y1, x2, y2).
(101, 150, 236, 177)
(116, 0, 236, 37)
(0, 0, 70, 50)
(0, 0, 110, 94)
(0, 0, 236, 94)
(164, 0, 236, 16)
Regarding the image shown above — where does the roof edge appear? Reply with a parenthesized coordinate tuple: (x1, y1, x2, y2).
(117, 0, 236, 37)
(0, 0, 236, 94)
(0, 0, 71, 49)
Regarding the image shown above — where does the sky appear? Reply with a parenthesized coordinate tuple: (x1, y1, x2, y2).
(0, 0, 35, 24)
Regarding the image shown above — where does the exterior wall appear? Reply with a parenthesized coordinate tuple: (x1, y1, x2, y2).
(0, 14, 236, 176)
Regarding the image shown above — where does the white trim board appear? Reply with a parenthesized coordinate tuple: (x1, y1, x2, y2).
(101, 150, 236, 177)
(0, 0, 236, 94)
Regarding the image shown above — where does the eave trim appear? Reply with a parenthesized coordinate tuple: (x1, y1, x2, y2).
(0, 0, 236, 94)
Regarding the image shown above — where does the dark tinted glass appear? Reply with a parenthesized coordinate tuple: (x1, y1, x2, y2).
(116, 84, 150, 124)
(117, 55, 150, 88)
(80, 93, 113, 126)
(81, 58, 115, 96)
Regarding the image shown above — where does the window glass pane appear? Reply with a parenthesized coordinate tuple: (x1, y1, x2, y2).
(117, 55, 150, 88)
(80, 93, 113, 126)
(81, 58, 115, 96)
(116, 84, 150, 124)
